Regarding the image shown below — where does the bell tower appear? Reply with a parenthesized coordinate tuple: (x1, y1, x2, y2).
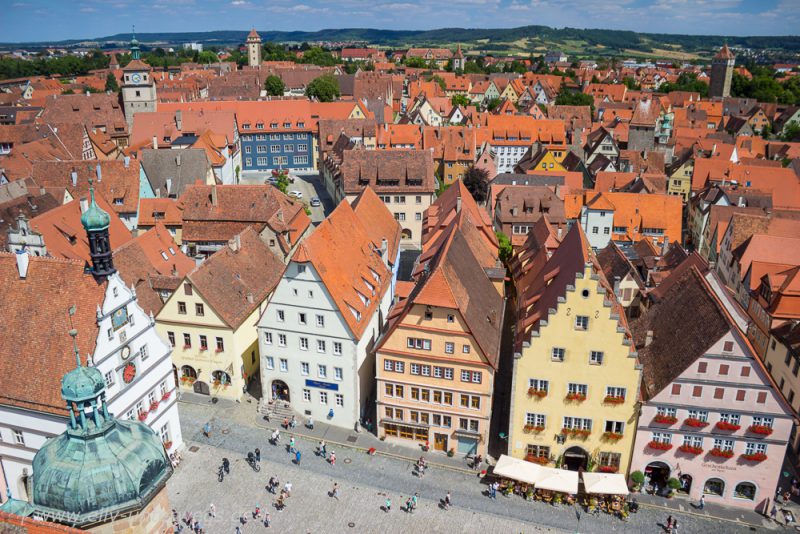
(122, 27, 157, 126)
(247, 28, 262, 68)
(81, 177, 116, 277)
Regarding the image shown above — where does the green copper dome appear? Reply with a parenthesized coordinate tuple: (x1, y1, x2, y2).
(61, 365, 105, 402)
(31, 418, 171, 521)
(80, 181, 110, 232)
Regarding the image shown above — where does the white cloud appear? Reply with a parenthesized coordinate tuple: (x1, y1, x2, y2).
(230, 0, 249, 4)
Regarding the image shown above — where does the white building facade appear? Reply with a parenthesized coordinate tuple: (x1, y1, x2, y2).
(258, 260, 392, 430)
(0, 272, 181, 501)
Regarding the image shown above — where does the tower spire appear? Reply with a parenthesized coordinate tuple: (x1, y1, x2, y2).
(130, 25, 141, 61)
(67, 305, 80, 368)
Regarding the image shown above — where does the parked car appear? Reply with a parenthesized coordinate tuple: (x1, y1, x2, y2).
(310, 197, 321, 207)
(288, 190, 303, 199)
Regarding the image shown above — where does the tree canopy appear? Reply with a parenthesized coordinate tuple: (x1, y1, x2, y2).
(451, 94, 470, 107)
(306, 74, 340, 102)
(105, 72, 119, 93)
(659, 72, 708, 97)
(463, 166, 489, 203)
(265, 75, 285, 96)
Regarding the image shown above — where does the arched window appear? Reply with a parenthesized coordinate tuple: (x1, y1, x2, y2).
(734, 482, 756, 500)
(704, 478, 725, 497)
(211, 370, 232, 386)
(180, 365, 197, 379)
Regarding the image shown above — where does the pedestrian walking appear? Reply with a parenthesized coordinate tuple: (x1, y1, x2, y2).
(331, 482, 339, 500)
(443, 491, 452, 510)
(319, 440, 326, 458)
(698, 495, 705, 510)
(268, 476, 277, 494)
(222, 457, 230, 474)
(307, 416, 314, 429)
(771, 503, 779, 520)
(284, 481, 292, 497)
(672, 519, 679, 534)
(384, 496, 391, 513)
(203, 422, 211, 437)
(665, 515, 672, 532)
(329, 451, 336, 466)
(295, 450, 301, 465)
(290, 415, 297, 429)
(209, 503, 216, 518)
(288, 437, 295, 454)
(254, 505, 261, 519)
(255, 448, 261, 463)
(235, 526, 242, 534)
(264, 512, 271, 528)
(283, 417, 289, 429)
(490, 481, 498, 499)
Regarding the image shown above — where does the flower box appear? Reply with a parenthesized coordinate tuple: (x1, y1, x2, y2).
(215, 348, 224, 353)
(603, 396, 625, 404)
(715, 421, 741, 431)
(163, 440, 173, 450)
(653, 414, 678, 425)
(212, 380, 222, 387)
(162, 391, 171, 401)
(598, 465, 619, 473)
(528, 388, 547, 398)
(683, 418, 709, 428)
(562, 428, 591, 438)
(149, 401, 160, 411)
(678, 444, 703, 455)
(740, 452, 767, 462)
(137, 411, 148, 421)
(524, 424, 545, 433)
(748, 424, 773, 436)
(709, 448, 734, 458)
(525, 455, 549, 465)
(647, 441, 673, 451)
(182, 345, 191, 350)
(602, 431, 623, 441)
(565, 393, 587, 402)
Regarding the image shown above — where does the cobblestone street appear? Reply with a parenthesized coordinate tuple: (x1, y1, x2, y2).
(168, 402, 769, 533)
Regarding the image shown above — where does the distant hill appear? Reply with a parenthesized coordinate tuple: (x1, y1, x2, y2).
(3, 26, 800, 57)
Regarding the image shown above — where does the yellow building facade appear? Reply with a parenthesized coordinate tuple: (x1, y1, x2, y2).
(509, 226, 641, 475)
(156, 282, 262, 401)
(667, 158, 694, 201)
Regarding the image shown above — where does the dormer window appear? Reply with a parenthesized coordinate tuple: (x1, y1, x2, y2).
(256, 123, 264, 129)
(283, 122, 291, 128)
(297, 122, 305, 128)
(270, 123, 278, 129)
(241, 124, 250, 130)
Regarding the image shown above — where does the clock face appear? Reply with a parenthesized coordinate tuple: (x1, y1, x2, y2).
(131, 73, 141, 83)
(121, 345, 131, 360)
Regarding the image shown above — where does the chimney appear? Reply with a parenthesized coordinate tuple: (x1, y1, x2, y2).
(166, 178, 172, 194)
(153, 135, 158, 150)
(246, 292, 254, 304)
(176, 154, 181, 166)
(211, 184, 218, 206)
(645, 330, 654, 347)
(95, 164, 102, 182)
(613, 276, 621, 298)
(175, 110, 183, 130)
(123, 156, 130, 168)
(229, 233, 241, 252)
(79, 197, 89, 213)
(15, 249, 29, 279)
(70, 170, 77, 187)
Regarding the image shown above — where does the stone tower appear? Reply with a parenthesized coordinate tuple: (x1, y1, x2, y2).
(247, 28, 262, 68)
(0, 325, 173, 532)
(121, 30, 157, 126)
(709, 44, 735, 98)
(453, 44, 464, 71)
(81, 177, 116, 277)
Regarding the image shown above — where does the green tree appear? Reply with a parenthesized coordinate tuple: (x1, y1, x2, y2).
(265, 75, 285, 96)
(485, 98, 501, 111)
(781, 120, 800, 142)
(197, 51, 219, 64)
(430, 74, 446, 92)
(451, 94, 470, 107)
(300, 47, 337, 67)
(659, 72, 708, 97)
(555, 91, 595, 112)
(623, 76, 640, 90)
(105, 72, 119, 93)
(496, 231, 512, 263)
(463, 166, 489, 203)
(404, 57, 428, 68)
(306, 74, 340, 102)
(463, 60, 483, 74)
(272, 169, 289, 194)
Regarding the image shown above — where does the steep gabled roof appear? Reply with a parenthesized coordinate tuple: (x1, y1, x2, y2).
(350, 186, 402, 267)
(290, 201, 391, 340)
(596, 241, 645, 290)
(187, 227, 285, 329)
(632, 267, 732, 400)
(421, 179, 497, 253)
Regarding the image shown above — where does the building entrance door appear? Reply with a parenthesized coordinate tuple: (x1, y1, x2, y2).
(194, 381, 210, 395)
(434, 433, 448, 451)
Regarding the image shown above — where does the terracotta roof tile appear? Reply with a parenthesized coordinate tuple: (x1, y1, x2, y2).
(350, 186, 402, 267)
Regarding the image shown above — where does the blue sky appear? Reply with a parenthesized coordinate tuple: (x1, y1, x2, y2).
(3, 0, 799, 42)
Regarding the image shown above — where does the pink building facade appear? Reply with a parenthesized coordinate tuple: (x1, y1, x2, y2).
(631, 267, 793, 512)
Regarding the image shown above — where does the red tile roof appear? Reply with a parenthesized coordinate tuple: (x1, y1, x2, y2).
(350, 186, 402, 267)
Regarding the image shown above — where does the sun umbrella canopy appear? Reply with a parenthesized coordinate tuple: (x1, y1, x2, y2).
(581, 472, 630, 495)
(492, 454, 542, 485)
(534, 467, 579, 494)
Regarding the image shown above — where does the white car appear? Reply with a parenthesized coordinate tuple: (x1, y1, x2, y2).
(310, 197, 321, 207)
(288, 190, 303, 199)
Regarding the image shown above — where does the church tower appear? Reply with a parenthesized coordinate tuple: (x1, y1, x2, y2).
(453, 44, 464, 71)
(122, 28, 156, 126)
(709, 44, 735, 98)
(81, 178, 116, 277)
(247, 28, 262, 68)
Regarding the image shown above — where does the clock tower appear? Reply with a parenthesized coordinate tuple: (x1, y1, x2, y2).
(122, 30, 156, 127)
